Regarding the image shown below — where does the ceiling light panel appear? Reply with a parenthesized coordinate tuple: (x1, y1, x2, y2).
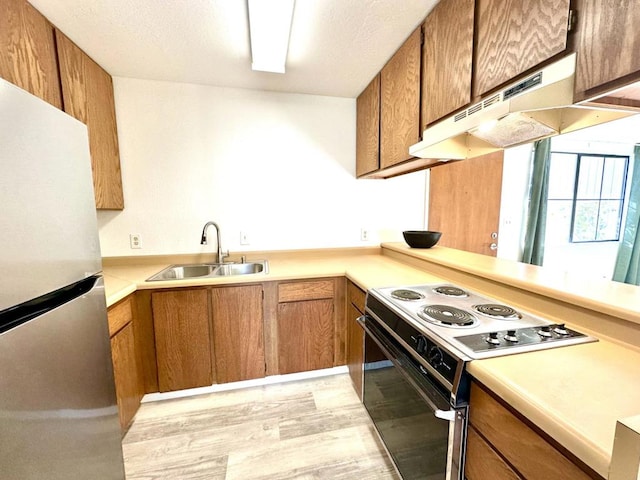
(248, 0, 295, 74)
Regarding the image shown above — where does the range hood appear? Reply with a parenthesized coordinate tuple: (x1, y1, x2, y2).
(409, 53, 637, 161)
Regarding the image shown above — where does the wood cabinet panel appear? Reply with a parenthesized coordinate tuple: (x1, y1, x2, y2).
(0, 0, 62, 108)
(278, 280, 334, 303)
(134, 290, 159, 393)
(347, 280, 366, 313)
(380, 27, 421, 169)
(469, 382, 594, 480)
(346, 301, 364, 400)
(465, 425, 521, 480)
(108, 296, 133, 337)
(574, 0, 640, 97)
(474, 0, 570, 97)
(356, 74, 380, 177)
(152, 289, 212, 392)
(421, 0, 474, 127)
(277, 299, 334, 374)
(211, 285, 265, 383)
(56, 30, 124, 210)
(110, 322, 142, 432)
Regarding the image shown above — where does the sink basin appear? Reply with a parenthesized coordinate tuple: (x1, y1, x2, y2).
(212, 262, 265, 276)
(147, 261, 268, 281)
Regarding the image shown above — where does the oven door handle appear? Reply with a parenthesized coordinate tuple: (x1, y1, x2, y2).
(434, 409, 457, 422)
(357, 315, 452, 417)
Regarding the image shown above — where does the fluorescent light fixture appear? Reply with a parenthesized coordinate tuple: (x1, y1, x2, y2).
(248, 0, 295, 74)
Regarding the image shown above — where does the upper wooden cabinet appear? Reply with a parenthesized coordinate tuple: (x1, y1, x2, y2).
(56, 30, 124, 210)
(355, 74, 380, 177)
(380, 27, 422, 169)
(573, 1, 640, 99)
(211, 285, 265, 383)
(421, 0, 474, 127)
(473, 0, 571, 97)
(0, 0, 61, 108)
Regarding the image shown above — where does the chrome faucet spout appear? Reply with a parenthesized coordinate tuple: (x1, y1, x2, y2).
(200, 221, 226, 263)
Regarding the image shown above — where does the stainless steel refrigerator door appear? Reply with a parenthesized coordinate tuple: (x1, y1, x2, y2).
(0, 78, 102, 311)
(0, 277, 125, 480)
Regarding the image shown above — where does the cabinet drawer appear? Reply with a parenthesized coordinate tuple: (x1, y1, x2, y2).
(108, 296, 133, 337)
(278, 280, 334, 303)
(347, 280, 366, 313)
(469, 382, 594, 480)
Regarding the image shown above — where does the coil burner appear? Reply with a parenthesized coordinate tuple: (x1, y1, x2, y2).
(473, 304, 522, 320)
(390, 289, 425, 301)
(433, 286, 468, 297)
(418, 305, 478, 328)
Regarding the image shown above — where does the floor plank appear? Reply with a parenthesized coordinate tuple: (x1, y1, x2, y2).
(123, 374, 398, 479)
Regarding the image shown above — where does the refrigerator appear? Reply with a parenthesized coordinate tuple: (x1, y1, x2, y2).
(0, 78, 126, 478)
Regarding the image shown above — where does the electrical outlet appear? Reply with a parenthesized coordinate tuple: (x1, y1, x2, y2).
(360, 228, 369, 242)
(240, 231, 250, 245)
(129, 233, 142, 249)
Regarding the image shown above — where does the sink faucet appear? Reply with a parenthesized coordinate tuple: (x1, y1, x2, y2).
(200, 221, 228, 264)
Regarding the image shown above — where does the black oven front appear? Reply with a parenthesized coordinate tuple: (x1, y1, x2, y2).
(359, 311, 467, 480)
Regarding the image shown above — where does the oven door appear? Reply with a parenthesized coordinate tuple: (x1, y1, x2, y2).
(359, 314, 466, 480)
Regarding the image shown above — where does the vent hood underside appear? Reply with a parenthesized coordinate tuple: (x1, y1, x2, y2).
(409, 54, 638, 162)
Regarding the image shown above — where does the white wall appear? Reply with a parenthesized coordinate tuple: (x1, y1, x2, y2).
(97, 78, 428, 256)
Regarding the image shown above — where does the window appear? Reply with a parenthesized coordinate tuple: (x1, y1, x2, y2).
(547, 152, 629, 243)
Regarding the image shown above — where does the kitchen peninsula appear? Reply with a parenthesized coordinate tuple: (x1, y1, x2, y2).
(104, 243, 640, 480)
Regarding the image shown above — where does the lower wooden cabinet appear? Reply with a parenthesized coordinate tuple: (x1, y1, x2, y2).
(108, 296, 143, 433)
(277, 299, 334, 374)
(277, 279, 336, 375)
(466, 381, 601, 480)
(211, 285, 265, 383)
(152, 289, 213, 392)
(346, 280, 366, 399)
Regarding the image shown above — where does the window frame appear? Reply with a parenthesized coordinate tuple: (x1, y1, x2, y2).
(548, 151, 629, 244)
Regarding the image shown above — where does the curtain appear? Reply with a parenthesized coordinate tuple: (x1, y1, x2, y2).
(521, 138, 551, 266)
(612, 145, 640, 285)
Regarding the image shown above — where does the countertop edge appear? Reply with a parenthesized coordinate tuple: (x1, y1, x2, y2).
(381, 242, 640, 326)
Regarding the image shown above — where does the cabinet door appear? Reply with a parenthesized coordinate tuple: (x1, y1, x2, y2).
(110, 322, 142, 432)
(346, 301, 364, 400)
(0, 0, 62, 108)
(380, 27, 421, 169)
(356, 74, 380, 177)
(277, 299, 334, 374)
(421, 0, 474, 127)
(152, 289, 212, 392)
(474, 0, 571, 97)
(574, 0, 640, 97)
(211, 285, 265, 383)
(55, 30, 124, 210)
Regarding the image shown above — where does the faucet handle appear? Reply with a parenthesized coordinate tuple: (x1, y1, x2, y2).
(221, 250, 231, 263)
(240, 255, 246, 264)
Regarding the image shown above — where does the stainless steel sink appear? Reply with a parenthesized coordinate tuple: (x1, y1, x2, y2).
(212, 262, 265, 276)
(146, 260, 268, 281)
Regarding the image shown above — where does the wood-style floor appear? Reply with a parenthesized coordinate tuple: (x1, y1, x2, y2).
(123, 374, 399, 479)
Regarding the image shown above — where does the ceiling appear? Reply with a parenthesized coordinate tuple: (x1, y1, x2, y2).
(29, 0, 438, 98)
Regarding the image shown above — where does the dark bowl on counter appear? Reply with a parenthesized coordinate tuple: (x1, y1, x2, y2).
(402, 230, 442, 249)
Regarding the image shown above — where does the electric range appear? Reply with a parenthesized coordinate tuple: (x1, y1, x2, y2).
(367, 283, 597, 361)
